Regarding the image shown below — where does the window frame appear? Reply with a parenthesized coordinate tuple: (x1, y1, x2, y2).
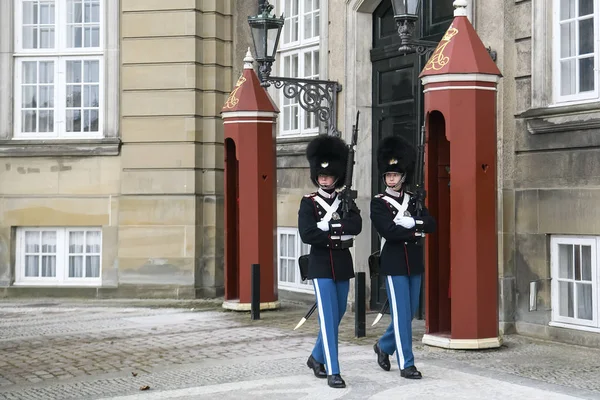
(13, 0, 105, 140)
(15, 226, 103, 286)
(14, 0, 105, 55)
(1, 0, 119, 151)
(277, 227, 313, 293)
(551, 0, 599, 105)
(276, 0, 322, 138)
(278, 48, 320, 136)
(13, 55, 104, 139)
(550, 235, 599, 329)
(278, 0, 320, 51)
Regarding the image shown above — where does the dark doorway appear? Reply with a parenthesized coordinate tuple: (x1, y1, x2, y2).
(425, 110, 451, 334)
(370, 0, 454, 313)
(224, 138, 239, 301)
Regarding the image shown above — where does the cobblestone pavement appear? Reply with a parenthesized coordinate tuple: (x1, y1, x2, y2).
(0, 299, 599, 399)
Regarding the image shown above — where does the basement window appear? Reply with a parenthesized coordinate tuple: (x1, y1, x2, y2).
(15, 227, 102, 286)
(277, 227, 312, 293)
(550, 235, 599, 331)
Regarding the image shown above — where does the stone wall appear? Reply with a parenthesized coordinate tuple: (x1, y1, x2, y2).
(481, 0, 600, 342)
(0, 0, 233, 298)
(117, 0, 231, 297)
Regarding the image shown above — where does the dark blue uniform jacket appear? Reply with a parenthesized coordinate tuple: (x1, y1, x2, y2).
(298, 191, 362, 281)
(370, 191, 436, 276)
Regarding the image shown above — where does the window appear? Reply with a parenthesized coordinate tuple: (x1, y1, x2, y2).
(277, 227, 312, 292)
(551, 236, 599, 330)
(13, 0, 103, 139)
(277, 0, 321, 136)
(553, 0, 599, 104)
(16, 227, 102, 286)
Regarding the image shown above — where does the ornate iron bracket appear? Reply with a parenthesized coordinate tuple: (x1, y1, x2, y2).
(396, 19, 440, 58)
(263, 76, 342, 137)
(399, 38, 497, 62)
(395, 20, 497, 62)
(402, 38, 439, 59)
(396, 19, 437, 56)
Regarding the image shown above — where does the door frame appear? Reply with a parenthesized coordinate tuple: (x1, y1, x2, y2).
(368, 0, 454, 315)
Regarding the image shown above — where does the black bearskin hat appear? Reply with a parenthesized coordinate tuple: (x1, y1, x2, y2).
(377, 135, 415, 184)
(306, 135, 348, 188)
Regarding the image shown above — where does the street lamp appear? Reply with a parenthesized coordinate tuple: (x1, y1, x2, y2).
(247, 0, 284, 85)
(390, 0, 438, 55)
(391, 0, 496, 60)
(248, 0, 342, 136)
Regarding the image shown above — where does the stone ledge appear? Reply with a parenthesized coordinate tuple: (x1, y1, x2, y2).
(516, 320, 600, 348)
(517, 101, 600, 134)
(276, 135, 317, 157)
(0, 284, 203, 299)
(0, 138, 122, 157)
(278, 287, 314, 307)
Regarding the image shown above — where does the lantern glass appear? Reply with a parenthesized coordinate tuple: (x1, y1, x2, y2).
(248, 14, 284, 63)
(391, 0, 420, 19)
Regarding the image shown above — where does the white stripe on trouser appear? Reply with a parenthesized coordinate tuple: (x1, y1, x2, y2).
(313, 280, 333, 374)
(387, 275, 406, 368)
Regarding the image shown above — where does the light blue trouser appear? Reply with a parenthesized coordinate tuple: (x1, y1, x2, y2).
(311, 278, 350, 375)
(378, 274, 422, 369)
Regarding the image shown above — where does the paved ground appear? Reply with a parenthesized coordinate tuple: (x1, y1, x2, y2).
(1, 299, 600, 399)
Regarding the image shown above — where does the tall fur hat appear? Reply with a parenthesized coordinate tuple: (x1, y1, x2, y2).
(377, 135, 415, 184)
(306, 135, 348, 188)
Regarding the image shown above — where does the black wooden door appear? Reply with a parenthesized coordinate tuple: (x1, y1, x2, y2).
(370, 0, 454, 313)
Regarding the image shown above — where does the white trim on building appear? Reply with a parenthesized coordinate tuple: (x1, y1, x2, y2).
(277, 227, 313, 293)
(552, 0, 599, 104)
(550, 235, 599, 330)
(275, 0, 323, 138)
(2, 0, 120, 141)
(533, 0, 599, 108)
(15, 226, 103, 286)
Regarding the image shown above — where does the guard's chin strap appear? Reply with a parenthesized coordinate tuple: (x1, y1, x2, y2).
(387, 183, 403, 192)
(317, 177, 338, 191)
(382, 173, 405, 192)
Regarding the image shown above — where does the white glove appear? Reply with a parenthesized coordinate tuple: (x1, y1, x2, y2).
(395, 216, 415, 229)
(317, 220, 330, 231)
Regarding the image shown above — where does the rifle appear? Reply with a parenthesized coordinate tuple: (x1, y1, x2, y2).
(372, 125, 426, 326)
(294, 111, 360, 331)
(413, 125, 427, 219)
(339, 111, 360, 218)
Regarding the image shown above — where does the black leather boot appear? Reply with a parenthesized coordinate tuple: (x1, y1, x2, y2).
(401, 365, 422, 379)
(306, 355, 327, 379)
(327, 374, 346, 388)
(373, 342, 391, 371)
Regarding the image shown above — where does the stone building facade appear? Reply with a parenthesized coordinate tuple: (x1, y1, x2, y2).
(0, 0, 236, 298)
(502, 0, 600, 346)
(270, 0, 600, 347)
(1, 0, 599, 346)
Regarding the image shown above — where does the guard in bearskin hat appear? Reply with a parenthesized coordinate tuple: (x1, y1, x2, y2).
(370, 135, 436, 379)
(298, 134, 362, 389)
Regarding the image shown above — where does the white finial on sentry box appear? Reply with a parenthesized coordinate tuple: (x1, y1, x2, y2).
(453, 0, 468, 16)
(244, 47, 254, 70)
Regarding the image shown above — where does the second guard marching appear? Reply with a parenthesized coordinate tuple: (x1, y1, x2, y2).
(370, 135, 436, 379)
(298, 134, 362, 389)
